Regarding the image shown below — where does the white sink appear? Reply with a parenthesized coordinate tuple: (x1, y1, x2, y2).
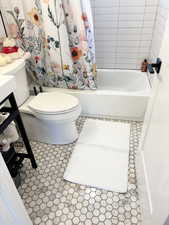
(0, 75, 16, 103)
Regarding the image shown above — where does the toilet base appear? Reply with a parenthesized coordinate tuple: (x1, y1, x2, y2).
(21, 113, 79, 144)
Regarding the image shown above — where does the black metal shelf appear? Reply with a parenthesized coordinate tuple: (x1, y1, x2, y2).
(0, 92, 37, 172)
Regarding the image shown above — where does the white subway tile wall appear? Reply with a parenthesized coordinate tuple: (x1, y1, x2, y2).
(91, 0, 159, 69)
(150, 0, 169, 60)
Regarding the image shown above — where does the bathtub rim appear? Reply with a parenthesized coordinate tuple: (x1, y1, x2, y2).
(43, 87, 150, 97)
(43, 69, 150, 97)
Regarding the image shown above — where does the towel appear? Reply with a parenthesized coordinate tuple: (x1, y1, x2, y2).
(0, 113, 19, 152)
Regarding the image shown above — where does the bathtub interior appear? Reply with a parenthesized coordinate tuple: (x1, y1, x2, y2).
(97, 69, 150, 93)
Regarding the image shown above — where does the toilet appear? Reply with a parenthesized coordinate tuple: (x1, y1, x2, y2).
(0, 55, 81, 144)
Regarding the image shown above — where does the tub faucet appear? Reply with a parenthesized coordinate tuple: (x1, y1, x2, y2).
(148, 58, 162, 74)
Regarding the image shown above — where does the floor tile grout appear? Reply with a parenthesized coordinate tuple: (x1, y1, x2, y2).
(18, 116, 142, 225)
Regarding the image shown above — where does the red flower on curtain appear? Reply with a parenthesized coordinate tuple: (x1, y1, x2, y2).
(35, 56, 40, 63)
(70, 47, 82, 61)
(82, 13, 88, 21)
(82, 12, 89, 28)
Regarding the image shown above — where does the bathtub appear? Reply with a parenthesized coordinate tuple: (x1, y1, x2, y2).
(44, 69, 150, 121)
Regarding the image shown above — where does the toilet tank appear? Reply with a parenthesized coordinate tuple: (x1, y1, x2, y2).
(0, 56, 30, 106)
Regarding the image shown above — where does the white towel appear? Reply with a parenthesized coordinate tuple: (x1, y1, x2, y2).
(0, 113, 19, 152)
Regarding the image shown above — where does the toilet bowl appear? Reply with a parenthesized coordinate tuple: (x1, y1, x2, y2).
(20, 92, 81, 144)
(0, 55, 81, 144)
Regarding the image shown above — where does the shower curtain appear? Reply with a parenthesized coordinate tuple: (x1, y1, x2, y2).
(0, 0, 96, 89)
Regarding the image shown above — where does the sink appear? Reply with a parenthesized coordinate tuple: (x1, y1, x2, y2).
(0, 75, 16, 103)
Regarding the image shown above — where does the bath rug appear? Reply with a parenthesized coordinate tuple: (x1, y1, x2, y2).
(64, 119, 130, 193)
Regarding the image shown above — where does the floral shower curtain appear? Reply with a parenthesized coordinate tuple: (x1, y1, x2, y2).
(0, 0, 97, 89)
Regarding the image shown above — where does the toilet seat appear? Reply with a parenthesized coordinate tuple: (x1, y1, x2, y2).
(28, 92, 80, 115)
(19, 92, 81, 144)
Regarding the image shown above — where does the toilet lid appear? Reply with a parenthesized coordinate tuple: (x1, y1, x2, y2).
(28, 92, 80, 115)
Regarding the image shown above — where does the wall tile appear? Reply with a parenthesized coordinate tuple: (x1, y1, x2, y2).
(119, 6, 145, 14)
(118, 20, 143, 28)
(120, 0, 146, 7)
(95, 0, 119, 7)
(95, 34, 117, 41)
(91, 0, 159, 69)
(119, 14, 144, 21)
(150, 3, 169, 61)
(94, 7, 119, 15)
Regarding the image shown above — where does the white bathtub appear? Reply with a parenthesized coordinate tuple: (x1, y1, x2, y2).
(44, 69, 150, 121)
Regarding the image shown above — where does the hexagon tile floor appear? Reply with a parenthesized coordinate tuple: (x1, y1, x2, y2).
(18, 116, 142, 225)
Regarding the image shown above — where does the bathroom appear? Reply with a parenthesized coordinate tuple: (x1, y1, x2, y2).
(0, 0, 169, 224)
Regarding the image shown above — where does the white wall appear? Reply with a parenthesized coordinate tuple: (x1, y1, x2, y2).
(138, 13, 169, 225)
(91, 0, 159, 69)
(160, 0, 169, 9)
(150, 0, 169, 60)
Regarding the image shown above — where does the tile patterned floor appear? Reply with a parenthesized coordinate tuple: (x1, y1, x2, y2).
(18, 116, 142, 225)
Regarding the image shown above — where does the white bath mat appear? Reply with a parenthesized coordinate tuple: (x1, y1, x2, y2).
(64, 119, 130, 193)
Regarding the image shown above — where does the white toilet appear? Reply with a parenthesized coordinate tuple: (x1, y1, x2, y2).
(0, 55, 81, 144)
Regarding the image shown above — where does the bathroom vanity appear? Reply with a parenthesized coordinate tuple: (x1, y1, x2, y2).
(0, 75, 37, 181)
(0, 75, 34, 224)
